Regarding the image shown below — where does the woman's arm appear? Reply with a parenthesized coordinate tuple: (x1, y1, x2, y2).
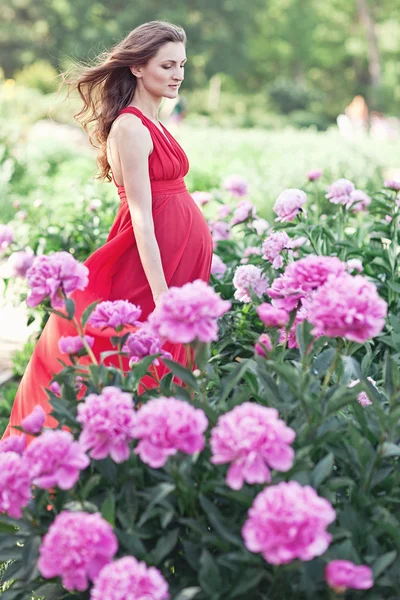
(113, 116, 168, 306)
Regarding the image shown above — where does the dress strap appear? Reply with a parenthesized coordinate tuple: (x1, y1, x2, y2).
(117, 107, 172, 146)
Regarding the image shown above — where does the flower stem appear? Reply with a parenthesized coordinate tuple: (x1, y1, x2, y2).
(322, 338, 343, 392)
(72, 316, 98, 365)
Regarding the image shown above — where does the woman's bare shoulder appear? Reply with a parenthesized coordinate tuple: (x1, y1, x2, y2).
(108, 112, 153, 157)
(111, 113, 150, 142)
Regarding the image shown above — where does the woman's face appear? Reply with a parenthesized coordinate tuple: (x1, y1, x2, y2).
(133, 42, 186, 99)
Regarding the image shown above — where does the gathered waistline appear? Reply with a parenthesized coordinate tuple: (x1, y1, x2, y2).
(117, 177, 187, 204)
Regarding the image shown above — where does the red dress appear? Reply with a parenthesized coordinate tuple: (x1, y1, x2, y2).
(2, 107, 213, 438)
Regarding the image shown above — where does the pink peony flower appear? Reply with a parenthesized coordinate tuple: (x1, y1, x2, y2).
(267, 255, 346, 311)
(90, 556, 170, 600)
(210, 403, 295, 489)
(58, 335, 94, 355)
(0, 452, 31, 518)
(77, 386, 136, 462)
(251, 218, 270, 236)
(242, 481, 336, 564)
(289, 236, 307, 249)
(326, 179, 355, 205)
(0, 224, 14, 252)
(347, 258, 363, 272)
(15, 210, 27, 221)
(24, 430, 90, 489)
(233, 265, 269, 303)
(257, 303, 289, 327)
(273, 189, 307, 222)
(0, 435, 26, 455)
(88, 299, 142, 330)
(307, 169, 323, 181)
(325, 560, 373, 593)
(218, 204, 232, 219)
(306, 273, 387, 342)
(262, 231, 291, 269)
(240, 246, 263, 264)
(123, 328, 172, 366)
(231, 200, 257, 225)
(384, 179, 400, 191)
(88, 198, 102, 212)
(26, 252, 89, 309)
(348, 377, 375, 406)
(21, 405, 46, 434)
(223, 174, 248, 198)
(38, 511, 118, 591)
(278, 305, 314, 349)
(255, 333, 273, 358)
(49, 381, 61, 396)
(191, 191, 212, 207)
(133, 397, 208, 468)
(8, 249, 34, 277)
(147, 279, 231, 344)
(211, 253, 227, 278)
(208, 219, 231, 249)
(347, 189, 371, 212)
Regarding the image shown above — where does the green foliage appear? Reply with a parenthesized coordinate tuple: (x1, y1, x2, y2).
(14, 62, 59, 95)
(1, 0, 400, 118)
(269, 78, 316, 114)
(2, 168, 400, 598)
(2, 89, 400, 598)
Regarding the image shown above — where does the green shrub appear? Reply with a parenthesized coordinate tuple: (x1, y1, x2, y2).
(269, 77, 319, 114)
(14, 61, 59, 95)
(288, 110, 330, 131)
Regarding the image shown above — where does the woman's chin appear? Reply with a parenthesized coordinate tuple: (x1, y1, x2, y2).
(163, 89, 180, 99)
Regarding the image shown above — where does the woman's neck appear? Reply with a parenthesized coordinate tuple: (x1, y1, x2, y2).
(129, 92, 162, 122)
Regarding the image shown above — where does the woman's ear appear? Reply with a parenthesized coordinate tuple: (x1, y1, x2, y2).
(130, 66, 142, 78)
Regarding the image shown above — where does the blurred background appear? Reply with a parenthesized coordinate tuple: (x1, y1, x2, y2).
(0, 0, 400, 421)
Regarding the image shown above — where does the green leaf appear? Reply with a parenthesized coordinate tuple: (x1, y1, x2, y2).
(49, 397, 76, 424)
(173, 587, 201, 600)
(384, 351, 396, 399)
(130, 355, 160, 385)
(150, 528, 179, 565)
(137, 483, 175, 528)
(231, 568, 264, 598)
(80, 474, 102, 499)
(381, 443, 400, 458)
(219, 359, 251, 404)
(0, 589, 24, 600)
(372, 550, 397, 579)
(81, 299, 100, 328)
(33, 583, 67, 599)
(192, 340, 211, 370)
(160, 371, 174, 395)
(387, 281, 400, 293)
(296, 319, 314, 357)
(116, 529, 146, 558)
(94, 457, 118, 484)
(64, 297, 75, 320)
(199, 495, 242, 547)
(311, 453, 334, 488)
(163, 358, 200, 391)
(199, 549, 224, 597)
(313, 348, 336, 377)
(99, 350, 121, 361)
(101, 492, 115, 526)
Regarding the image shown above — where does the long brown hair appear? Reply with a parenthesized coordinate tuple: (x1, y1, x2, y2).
(63, 21, 186, 181)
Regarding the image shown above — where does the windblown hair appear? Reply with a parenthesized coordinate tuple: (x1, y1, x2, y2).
(63, 21, 186, 181)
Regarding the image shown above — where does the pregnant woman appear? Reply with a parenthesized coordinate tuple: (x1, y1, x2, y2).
(3, 20, 213, 437)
